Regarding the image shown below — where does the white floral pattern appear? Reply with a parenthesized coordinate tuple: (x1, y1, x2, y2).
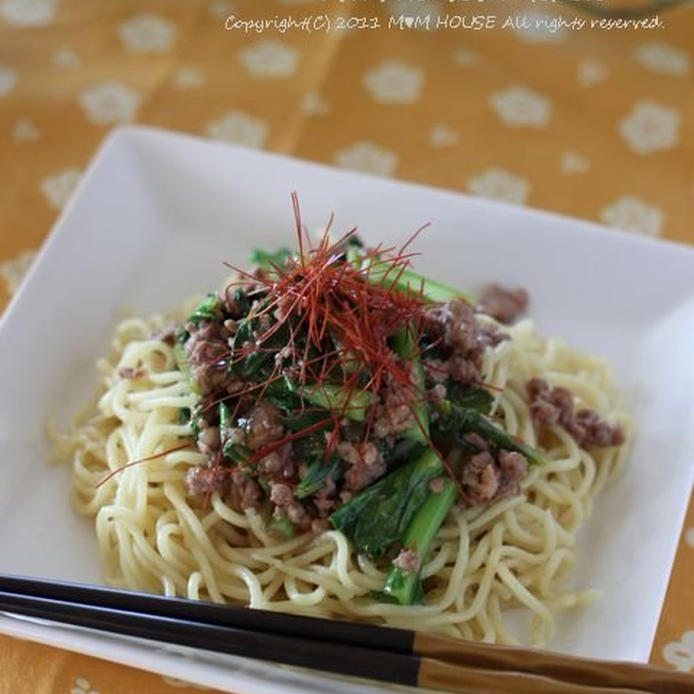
(634, 42, 689, 77)
(335, 141, 398, 177)
(52, 46, 80, 68)
(513, 9, 567, 43)
(618, 101, 679, 155)
(0, 0, 55, 26)
(208, 0, 233, 18)
(78, 81, 140, 125)
(561, 150, 590, 175)
(663, 631, 694, 673)
(117, 14, 177, 53)
(451, 47, 481, 67)
(600, 195, 663, 236)
(206, 111, 268, 148)
(239, 40, 299, 77)
(0, 66, 17, 97)
(301, 91, 329, 116)
(490, 86, 551, 128)
(70, 677, 101, 694)
(173, 66, 205, 88)
(12, 116, 40, 142)
(429, 123, 459, 148)
(363, 61, 424, 105)
(467, 168, 530, 205)
(40, 167, 82, 210)
(577, 60, 607, 87)
(685, 527, 694, 548)
(0, 249, 36, 295)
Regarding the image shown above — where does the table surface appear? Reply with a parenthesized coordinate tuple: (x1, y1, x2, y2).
(1, 1, 692, 692)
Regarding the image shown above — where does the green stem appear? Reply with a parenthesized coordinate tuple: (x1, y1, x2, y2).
(391, 323, 429, 444)
(287, 380, 373, 422)
(355, 254, 475, 304)
(382, 479, 458, 605)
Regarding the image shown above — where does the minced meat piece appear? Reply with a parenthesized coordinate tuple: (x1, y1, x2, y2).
(242, 401, 284, 450)
(338, 441, 386, 491)
(527, 378, 624, 450)
(423, 299, 506, 386)
(118, 366, 145, 380)
(392, 549, 421, 574)
(477, 284, 529, 324)
(458, 448, 528, 509)
(196, 425, 220, 456)
(185, 465, 226, 497)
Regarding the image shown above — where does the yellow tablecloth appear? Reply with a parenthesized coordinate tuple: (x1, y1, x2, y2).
(1, 1, 692, 691)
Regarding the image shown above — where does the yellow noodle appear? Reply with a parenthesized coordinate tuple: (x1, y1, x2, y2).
(52, 311, 631, 647)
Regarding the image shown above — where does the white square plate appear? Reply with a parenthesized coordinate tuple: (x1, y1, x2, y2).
(0, 126, 692, 693)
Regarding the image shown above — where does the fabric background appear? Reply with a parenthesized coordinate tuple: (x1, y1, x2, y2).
(1, 0, 692, 691)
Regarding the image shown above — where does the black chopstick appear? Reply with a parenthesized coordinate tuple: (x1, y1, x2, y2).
(0, 588, 650, 694)
(0, 573, 412, 653)
(1, 575, 691, 694)
(0, 589, 420, 688)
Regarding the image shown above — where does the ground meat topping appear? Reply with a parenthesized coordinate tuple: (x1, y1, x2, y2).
(477, 284, 529, 324)
(373, 372, 416, 438)
(185, 320, 230, 393)
(149, 322, 179, 345)
(240, 401, 284, 450)
(429, 384, 447, 402)
(177, 243, 588, 537)
(425, 299, 479, 353)
(270, 482, 312, 530)
(118, 366, 145, 380)
(338, 441, 386, 491)
(270, 482, 293, 506)
(229, 467, 262, 510)
(570, 409, 625, 449)
(422, 299, 507, 386)
(185, 465, 225, 497)
(196, 425, 221, 456)
(527, 377, 624, 450)
(392, 549, 421, 574)
(457, 439, 528, 509)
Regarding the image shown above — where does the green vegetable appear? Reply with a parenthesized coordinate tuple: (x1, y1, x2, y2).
(391, 323, 429, 444)
(296, 457, 343, 499)
(284, 407, 333, 432)
(267, 516, 296, 539)
(229, 307, 288, 380)
(219, 401, 231, 432)
(386, 437, 425, 467)
(446, 384, 495, 415)
(263, 381, 336, 432)
(227, 288, 250, 317)
(188, 292, 222, 325)
(382, 478, 457, 605)
(189, 407, 203, 439)
(222, 439, 251, 465)
(292, 430, 328, 462)
(286, 378, 373, 422)
(350, 251, 475, 304)
(250, 247, 292, 270)
(434, 398, 543, 466)
(330, 449, 443, 558)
